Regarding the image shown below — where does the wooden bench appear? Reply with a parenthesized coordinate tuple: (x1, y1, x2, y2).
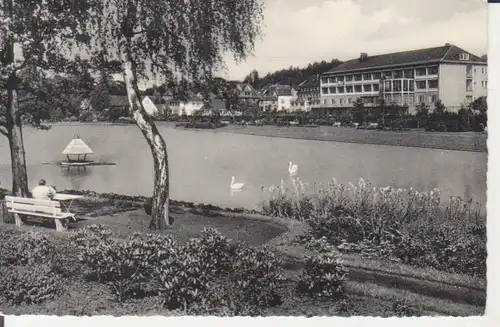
(4, 196, 76, 232)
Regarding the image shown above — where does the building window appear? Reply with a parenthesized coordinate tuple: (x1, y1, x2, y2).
(430, 95, 437, 103)
(459, 53, 470, 61)
(416, 81, 426, 90)
(409, 80, 415, 91)
(337, 76, 344, 83)
(427, 66, 438, 75)
(346, 86, 353, 93)
(362, 73, 371, 80)
(416, 68, 426, 76)
(372, 72, 382, 80)
(321, 77, 328, 84)
(338, 87, 345, 94)
(329, 87, 336, 93)
(393, 70, 403, 78)
(403, 69, 414, 78)
(354, 85, 362, 93)
(383, 71, 393, 79)
(363, 84, 372, 92)
(347, 98, 352, 104)
(418, 95, 425, 104)
(481, 81, 484, 88)
(403, 80, 408, 91)
(466, 80, 473, 91)
(354, 74, 362, 81)
(339, 99, 343, 105)
(372, 84, 379, 92)
(323, 99, 327, 105)
(486, 81, 488, 88)
(466, 65, 473, 77)
(322, 87, 328, 94)
(466, 95, 473, 103)
(393, 80, 402, 92)
(331, 99, 336, 105)
(345, 75, 353, 82)
(428, 80, 438, 89)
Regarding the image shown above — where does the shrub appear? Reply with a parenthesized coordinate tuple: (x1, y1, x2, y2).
(226, 246, 285, 313)
(297, 251, 348, 299)
(0, 264, 61, 305)
(1, 231, 55, 266)
(156, 245, 212, 310)
(184, 228, 235, 276)
(71, 225, 181, 302)
(69, 224, 114, 281)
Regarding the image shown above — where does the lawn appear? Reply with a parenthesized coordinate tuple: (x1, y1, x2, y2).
(0, 189, 486, 316)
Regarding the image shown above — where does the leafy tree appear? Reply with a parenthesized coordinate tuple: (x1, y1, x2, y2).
(89, 73, 112, 120)
(0, 0, 89, 196)
(244, 69, 259, 88)
(77, 0, 264, 229)
(414, 102, 429, 128)
(433, 100, 447, 116)
(351, 98, 365, 124)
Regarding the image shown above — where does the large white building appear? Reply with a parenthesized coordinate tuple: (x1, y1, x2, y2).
(318, 44, 487, 116)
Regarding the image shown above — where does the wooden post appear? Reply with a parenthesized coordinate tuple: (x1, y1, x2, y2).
(13, 213, 23, 227)
(54, 219, 67, 232)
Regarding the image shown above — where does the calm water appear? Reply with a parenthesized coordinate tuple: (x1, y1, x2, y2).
(0, 123, 487, 209)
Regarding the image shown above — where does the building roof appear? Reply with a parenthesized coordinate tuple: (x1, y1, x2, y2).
(298, 75, 320, 89)
(262, 95, 277, 101)
(109, 95, 129, 107)
(326, 44, 486, 74)
(62, 135, 94, 155)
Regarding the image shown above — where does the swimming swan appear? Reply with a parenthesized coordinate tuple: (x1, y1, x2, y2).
(230, 176, 245, 190)
(288, 161, 299, 175)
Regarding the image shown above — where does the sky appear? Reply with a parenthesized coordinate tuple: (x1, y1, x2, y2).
(217, 0, 488, 81)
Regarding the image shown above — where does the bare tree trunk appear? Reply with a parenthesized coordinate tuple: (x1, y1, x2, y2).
(122, 59, 171, 229)
(6, 89, 29, 196)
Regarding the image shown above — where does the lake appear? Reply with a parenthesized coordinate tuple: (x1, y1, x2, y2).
(0, 123, 488, 209)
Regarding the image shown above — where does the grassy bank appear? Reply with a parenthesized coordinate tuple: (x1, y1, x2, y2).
(0, 187, 486, 316)
(222, 125, 487, 153)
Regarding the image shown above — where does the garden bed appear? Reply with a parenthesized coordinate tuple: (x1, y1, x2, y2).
(0, 186, 486, 316)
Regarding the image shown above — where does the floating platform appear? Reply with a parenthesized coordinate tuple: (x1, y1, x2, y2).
(57, 161, 116, 167)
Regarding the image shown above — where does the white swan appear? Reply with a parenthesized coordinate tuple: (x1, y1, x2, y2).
(288, 161, 299, 175)
(230, 176, 245, 190)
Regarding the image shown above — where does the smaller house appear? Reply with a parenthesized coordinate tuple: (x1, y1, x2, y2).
(259, 95, 278, 112)
(142, 96, 167, 117)
(168, 91, 204, 116)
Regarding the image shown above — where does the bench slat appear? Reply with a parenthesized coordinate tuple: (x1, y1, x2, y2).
(6, 203, 61, 215)
(8, 209, 74, 220)
(5, 196, 61, 208)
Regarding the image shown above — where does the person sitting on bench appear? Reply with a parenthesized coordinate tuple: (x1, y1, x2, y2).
(32, 179, 57, 200)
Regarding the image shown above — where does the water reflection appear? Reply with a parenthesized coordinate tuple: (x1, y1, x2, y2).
(60, 166, 93, 190)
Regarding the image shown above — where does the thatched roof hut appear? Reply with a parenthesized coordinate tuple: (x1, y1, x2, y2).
(62, 135, 93, 162)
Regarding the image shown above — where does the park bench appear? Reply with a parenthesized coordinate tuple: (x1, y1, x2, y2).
(333, 122, 341, 127)
(4, 195, 76, 232)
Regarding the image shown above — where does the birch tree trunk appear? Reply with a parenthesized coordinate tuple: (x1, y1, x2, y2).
(4, 87, 30, 197)
(121, 58, 171, 229)
(6, 88, 29, 197)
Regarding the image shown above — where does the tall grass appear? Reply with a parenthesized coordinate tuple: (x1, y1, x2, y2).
(261, 178, 486, 277)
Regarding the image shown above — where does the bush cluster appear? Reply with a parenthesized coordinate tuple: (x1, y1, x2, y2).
(297, 251, 348, 299)
(0, 231, 61, 305)
(69, 225, 286, 313)
(262, 178, 486, 277)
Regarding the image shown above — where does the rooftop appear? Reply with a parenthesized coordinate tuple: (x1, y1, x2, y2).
(326, 44, 486, 74)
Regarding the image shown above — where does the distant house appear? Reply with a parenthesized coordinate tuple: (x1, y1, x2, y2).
(294, 75, 321, 112)
(168, 91, 204, 116)
(195, 94, 228, 116)
(231, 82, 261, 105)
(260, 84, 294, 112)
(259, 95, 278, 112)
(109, 95, 130, 112)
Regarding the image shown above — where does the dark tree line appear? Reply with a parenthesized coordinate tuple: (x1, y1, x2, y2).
(253, 59, 343, 89)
